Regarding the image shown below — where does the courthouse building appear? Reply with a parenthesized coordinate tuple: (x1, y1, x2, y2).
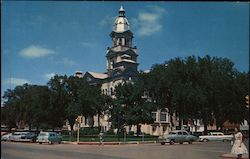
(71, 6, 178, 136)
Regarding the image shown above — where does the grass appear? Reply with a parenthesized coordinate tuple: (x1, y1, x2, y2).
(62, 135, 158, 142)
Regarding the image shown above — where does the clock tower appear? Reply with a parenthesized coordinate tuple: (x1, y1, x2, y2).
(106, 6, 138, 80)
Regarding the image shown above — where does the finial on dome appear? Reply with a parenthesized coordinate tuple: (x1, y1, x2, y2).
(119, 6, 125, 12)
(119, 6, 125, 17)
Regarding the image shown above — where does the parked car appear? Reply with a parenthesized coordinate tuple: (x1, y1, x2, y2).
(158, 130, 197, 145)
(9, 131, 36, 142)
(1, 133, 13, 141)
(36, 132, 62, 144)
(198, 132, 233, 142)
(20, 132, 37, 142)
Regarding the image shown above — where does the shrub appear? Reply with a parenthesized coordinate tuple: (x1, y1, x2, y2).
(105, 129, 115, 135)
(79, 127, 99, 136)
(128, 131, 134, 136)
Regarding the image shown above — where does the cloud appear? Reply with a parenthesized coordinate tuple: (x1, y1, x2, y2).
(61, 58, 77, 66)
(79, 42, 96, 48)
(44, 73, 56, 80)
(19, 45, 55, 58)
(133, 6, 167, 37)
(99, 15, 116, 27)
(4, 78, 30, 86)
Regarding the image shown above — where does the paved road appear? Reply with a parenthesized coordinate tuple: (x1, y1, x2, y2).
(1, 141, 248, 159)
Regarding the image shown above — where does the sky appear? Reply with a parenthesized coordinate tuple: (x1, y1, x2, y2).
(1, 1, 249, 100)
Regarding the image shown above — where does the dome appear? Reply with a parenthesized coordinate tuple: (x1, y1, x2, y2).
(113, 6, 130, 32)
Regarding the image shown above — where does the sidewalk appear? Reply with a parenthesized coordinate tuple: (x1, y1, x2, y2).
(63, 141, 157, 145)
(220, 154, 249, 159)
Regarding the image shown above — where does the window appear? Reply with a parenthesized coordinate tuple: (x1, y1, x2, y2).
(183, 132, 188, 135)
(178, 132, 182, 135)
(152, 126, 157, 132)
(163, 126, 167, 132)
(160, 109, 168, 122)
(152, 112, 157, 122)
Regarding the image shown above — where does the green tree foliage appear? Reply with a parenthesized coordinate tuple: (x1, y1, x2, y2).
(111, 81, 155, 136)
(144, 55, 248, 134)
(22, 85, 50, 130)
(47, 75, 69, 130)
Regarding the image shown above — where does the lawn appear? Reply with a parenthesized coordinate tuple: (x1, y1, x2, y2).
(62, 135, 159, 142)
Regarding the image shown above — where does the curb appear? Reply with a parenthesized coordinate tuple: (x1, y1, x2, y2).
(62, 141, 157, 145)
(220, 154, 249, 159)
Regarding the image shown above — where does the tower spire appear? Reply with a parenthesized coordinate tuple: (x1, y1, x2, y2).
(119, 5, 125, 17)
(113, 6, 129, 32)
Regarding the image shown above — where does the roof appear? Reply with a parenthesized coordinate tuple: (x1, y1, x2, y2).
(120, 59, 136, 63)
(121, 54, 131, 59)
(88, 72, 108, 79)
(113, 6, 130, 32)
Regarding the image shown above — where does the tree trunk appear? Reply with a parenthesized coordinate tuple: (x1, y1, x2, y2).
(70, 124, 74, 141)
(97, 113, 101, 132)
(136, 124, 141, 137)
(204, 120, 208, 135)
(117, 128, 120, 141)
(89, 116, 94, 128)
(29, 123, 32, 131)
(178, 117, 182, 130)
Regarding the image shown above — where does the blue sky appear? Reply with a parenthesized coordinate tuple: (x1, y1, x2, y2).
(1, 1, 249, 99)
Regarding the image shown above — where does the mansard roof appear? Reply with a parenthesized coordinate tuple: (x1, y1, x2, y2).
(86, 72, 108, 79)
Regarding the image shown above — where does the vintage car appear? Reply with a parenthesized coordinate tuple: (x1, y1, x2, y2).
(198, 132, 233, 142)
(36, 132, 62, 144)
(9, 131, 36, 142)
(1, 133, 13, 141)
(158, 130, 197, 145)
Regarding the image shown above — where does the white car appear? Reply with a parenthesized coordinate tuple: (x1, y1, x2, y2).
(199, 132, 233, 142)
(10, 132, 33, 142)
(1, 133, 13, 141)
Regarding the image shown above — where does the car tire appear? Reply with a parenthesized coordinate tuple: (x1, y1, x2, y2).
(179, 142, 183, 144)
(39, 142, 42, 144)
(160, 142, 165, 145)
(188, 141, 193, 144)
(59, 141, 61, 144)
(203, 139, 208, 142)
(170, 140, 174, 145)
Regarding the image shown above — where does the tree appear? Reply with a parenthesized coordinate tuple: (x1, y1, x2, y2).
(145, 55, 247, 135)
(22, 85, 50, 130)
(2, 84, 30, 129)
(47, 75, 69, 131)
(113, 81, 155, 136)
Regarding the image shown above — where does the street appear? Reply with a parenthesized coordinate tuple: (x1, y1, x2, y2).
(2, 141, 248, 159)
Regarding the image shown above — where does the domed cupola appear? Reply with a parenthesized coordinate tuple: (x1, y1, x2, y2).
(113, 6, 130, 33)
(106, 6, 138, 79)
